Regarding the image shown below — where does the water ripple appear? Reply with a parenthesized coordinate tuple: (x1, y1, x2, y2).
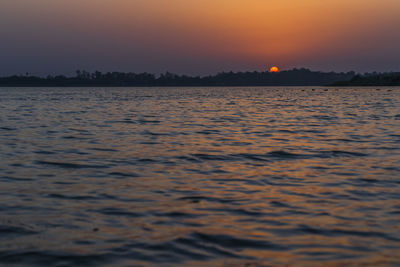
(0, 87, 399, 266)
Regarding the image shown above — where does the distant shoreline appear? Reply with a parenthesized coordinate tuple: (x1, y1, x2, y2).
(0, 68, 354, 87)
(1, 69, 399, 87)
(330, 72, 400, 86)
(0, 85, 398, 88)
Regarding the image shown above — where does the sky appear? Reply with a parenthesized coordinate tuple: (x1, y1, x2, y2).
(1, 0, 400, 76)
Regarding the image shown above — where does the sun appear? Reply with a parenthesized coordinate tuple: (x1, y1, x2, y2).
(269, 66, 279, 73)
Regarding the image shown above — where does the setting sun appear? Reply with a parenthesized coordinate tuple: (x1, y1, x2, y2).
(270, 66, 279, 73)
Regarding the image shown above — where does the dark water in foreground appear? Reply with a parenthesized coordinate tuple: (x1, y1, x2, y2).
(0, 87, 399, 266)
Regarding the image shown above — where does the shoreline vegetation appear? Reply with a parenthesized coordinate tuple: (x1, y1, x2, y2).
(0, 69, 399, 87)
(331, 72, 400, 86)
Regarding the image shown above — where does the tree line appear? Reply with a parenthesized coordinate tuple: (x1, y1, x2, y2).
(331, 72, 400, 86)
(0, 68, 358, 87)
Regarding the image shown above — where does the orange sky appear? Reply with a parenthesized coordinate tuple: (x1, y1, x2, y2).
(1, 0, 399, 74)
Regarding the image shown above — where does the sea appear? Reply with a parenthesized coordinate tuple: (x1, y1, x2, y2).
(0, 87, 399, 266)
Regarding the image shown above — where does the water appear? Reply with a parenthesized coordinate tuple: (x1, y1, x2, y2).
(0, 87, 399, 266)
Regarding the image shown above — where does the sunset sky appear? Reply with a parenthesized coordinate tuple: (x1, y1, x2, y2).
(1, 0, 399, 75)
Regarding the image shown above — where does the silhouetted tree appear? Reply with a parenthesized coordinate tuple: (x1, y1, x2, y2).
(8, 68, 396, 87)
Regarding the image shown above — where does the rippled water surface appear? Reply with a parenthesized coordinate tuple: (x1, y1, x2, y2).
(1, 87, 400, 266)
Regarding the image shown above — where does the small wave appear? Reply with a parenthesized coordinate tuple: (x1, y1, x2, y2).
(196, 130, 221, 135)
(138, 119, 161, 124)
(177, 195, 248, 204)
(0, 225, 38, 236)
(47, 193, 98, 200)
(62, 135, 89, 140)
(175, 155, 201, 162)
(295, 225, 400, 242)
(141, 130, 173, 136)
(174, 237, 244, 258)
(358, 178, 380, 183)
(35, 161, 108, 169)
(0, 127, 16, 131)
(312, 115, 338, 120)
(270, 201, 292, 208)
(277, 129, 296, 133)
(137, 158, 157, 163)
(327, 150, 368, 157)
(191, 153, 234, 161)
(154, 211, 202, 218)
(1, 176, 33, 182)
(91, 207, 143, 218)
(109, 171, 140, 177)
(116, 240, 211, 261)
(191, 232, 287, 250)
(235, 153, 270, 161)
(89, 147, 118, 152)
(0, 251, 109, 266)
(34, 150, 56, 155)
(105, 120, 136, 124)
(191, 151, 308, 162)
(197, 207, 265, 217)
(266, 150, 306, 159)
(177, 196, 207, 202)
